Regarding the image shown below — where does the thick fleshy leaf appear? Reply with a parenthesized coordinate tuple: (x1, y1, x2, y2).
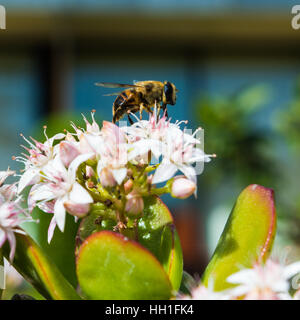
(23, 207, 79, 288)
(2, 233, 81, 300)
(77, 196, 183, 291)
(76, 231, 172, 300)
(202, 184, 276, 291)
(138, 196, 183, 291)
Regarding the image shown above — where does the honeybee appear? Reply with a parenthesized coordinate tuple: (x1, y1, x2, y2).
(95, 80, 178, 124)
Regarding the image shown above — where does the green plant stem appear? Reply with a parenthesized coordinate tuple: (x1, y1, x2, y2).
(148, 185, 169, 196)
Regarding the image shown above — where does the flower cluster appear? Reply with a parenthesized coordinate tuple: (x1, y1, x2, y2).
(178, 258, 300, 300)
(15, 111, 212, 242)
(0, 169, 31, 261)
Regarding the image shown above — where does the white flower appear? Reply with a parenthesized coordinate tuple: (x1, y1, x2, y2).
(152, 125, 211, 184)
(71, 112, 103, 156)
(226, 258, 300, 300)
(125, 112, 170, 160)
(82, 111, 101, 135)
(178, 279, 230, 300)
(96, 121, 128, 185)
(29, 154, 94, 242)
(16, 129, 65, 193)
(122, 111, 212, 185)
(0, 169, 31, 261)
(13, 111, 214, 242)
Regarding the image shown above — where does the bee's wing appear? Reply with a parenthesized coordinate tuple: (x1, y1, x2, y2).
(95, 82, 143, 88)
(102, 91, 124, 96)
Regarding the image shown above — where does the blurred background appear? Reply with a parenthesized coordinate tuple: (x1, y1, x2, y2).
(1, 0, 300, 298)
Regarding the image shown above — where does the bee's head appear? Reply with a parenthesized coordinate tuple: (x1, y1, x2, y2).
(163, 81, 178, 105)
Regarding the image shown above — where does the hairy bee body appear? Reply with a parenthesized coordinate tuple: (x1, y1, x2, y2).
(112, 88, 144, 123)
(96, 80, 178, 123)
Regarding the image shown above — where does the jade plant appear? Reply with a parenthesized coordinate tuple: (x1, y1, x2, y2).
(0, 108, 300, 300)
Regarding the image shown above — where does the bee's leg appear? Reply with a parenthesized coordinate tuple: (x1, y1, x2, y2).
(144, 105, 153, 115)
(161, 104, 168, 118)
(139, 103, 147, 120)
(127, 113, 134, 125)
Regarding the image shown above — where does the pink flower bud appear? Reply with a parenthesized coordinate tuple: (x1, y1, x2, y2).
(171, 177, 196, 199)
(59, 141, 80, 167)
(125, 191, 144, 216)
(86, 165, 95, 178)
(124, 179, 133, 193)
(99, 168, 117, 187)
(64, 201, 90, 218)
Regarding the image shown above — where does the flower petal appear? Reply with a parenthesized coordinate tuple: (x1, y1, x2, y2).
(283, 261, 300, 279)
(46, 133, 65, 147)
(226, 268, 254, 285)
(47, 216, 57, 243)
(54, 198, 66, 232)
(111, 168, 127, 185)
(68, 153, 94, 182)
(152, 162, 177, 184)
(6, 230, 16, 261)
(30, 184, 54, 202)
(178, 164, 197, 184)
(128, 139, 162, 161)
(64, 201, 90, 218)
(69, 182, 93, 204)
(18, 168, 39, 193)
(59, 141, 80, 168)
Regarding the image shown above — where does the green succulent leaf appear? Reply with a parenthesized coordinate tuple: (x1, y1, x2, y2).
(202, 184, 276, 291)
(76, 230, 172, 300)
(22, 207, 79, 288)
(138, 196, 183, 291)
(2, 233, 81, 300)
(77, 196, 183, 291)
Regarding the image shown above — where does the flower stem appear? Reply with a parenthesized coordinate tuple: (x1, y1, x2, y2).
(148, 185, 170, 196)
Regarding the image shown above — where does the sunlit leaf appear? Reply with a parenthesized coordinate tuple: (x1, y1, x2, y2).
(77, 196, 183, 291)
(76, 231, 172, 300)
(2, 233, 81, 300)
(202, 184, 276, 291)
(22, 208, 79, 288)
(138, 196, 183, 291)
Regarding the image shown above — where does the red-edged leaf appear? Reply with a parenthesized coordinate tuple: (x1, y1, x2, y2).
(202, 184, 276, 291)
(3, 233, 81, 300)
(76, 231, 172, 300)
